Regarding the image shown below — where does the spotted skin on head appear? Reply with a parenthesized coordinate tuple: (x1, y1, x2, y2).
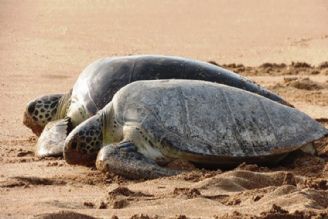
(74, 124, 102, 155)
(24, 94, 64, 135)
(64, 115, 103, 165)
(29, 95, 62, 125)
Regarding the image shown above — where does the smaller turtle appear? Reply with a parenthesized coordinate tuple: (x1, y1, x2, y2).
(23, 55, 291, 158)
(64, 80, 327, 179)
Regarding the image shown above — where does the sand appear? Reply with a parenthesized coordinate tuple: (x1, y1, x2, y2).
(0, 1, 327, 218)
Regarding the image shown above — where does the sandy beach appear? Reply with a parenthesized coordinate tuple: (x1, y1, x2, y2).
(0, 1, 327, 218)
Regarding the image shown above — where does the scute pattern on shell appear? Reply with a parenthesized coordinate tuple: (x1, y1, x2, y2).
(112, 80, 328, 158)
(72, 55, 291, 119)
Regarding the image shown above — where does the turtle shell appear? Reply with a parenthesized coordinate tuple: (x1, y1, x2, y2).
(71, 55, 290, 117)
(110, 80, 327, 164)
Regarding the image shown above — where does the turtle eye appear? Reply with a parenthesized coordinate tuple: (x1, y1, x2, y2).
(27, 101, 36, 114)
(71, 142, 77, 150)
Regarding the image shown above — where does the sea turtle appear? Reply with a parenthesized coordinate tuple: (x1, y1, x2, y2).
(23, 55, 291, 157)
(64, 80, 327, 179)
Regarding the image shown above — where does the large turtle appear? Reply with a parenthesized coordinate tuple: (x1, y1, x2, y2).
(64, 80, 327, 179)
(23, 55, 291, 157)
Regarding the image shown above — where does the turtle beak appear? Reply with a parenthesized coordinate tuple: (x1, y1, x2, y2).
(23, 111, 43, 136)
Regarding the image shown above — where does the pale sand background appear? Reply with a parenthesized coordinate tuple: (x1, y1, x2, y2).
(0, 1, 328, 218)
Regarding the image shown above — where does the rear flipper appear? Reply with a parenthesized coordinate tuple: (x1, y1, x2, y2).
(96, 141, 182, 179)
(36, 118, 72, 157)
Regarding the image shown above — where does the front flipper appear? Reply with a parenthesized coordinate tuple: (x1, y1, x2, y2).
(96, 141, 182, 179)
(36, 118, 72, 157)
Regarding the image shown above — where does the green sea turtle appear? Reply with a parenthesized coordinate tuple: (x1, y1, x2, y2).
(64, 80, 327, 179)
(23, 55, 291, 157)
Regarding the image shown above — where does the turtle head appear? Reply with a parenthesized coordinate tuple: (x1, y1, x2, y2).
(64, 114, 104, 166)
(23, 94, 64, 136)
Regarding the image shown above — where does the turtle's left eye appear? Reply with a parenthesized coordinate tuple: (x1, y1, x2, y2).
(71, 142, 77, 150)
(28, 101, 36, 114)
